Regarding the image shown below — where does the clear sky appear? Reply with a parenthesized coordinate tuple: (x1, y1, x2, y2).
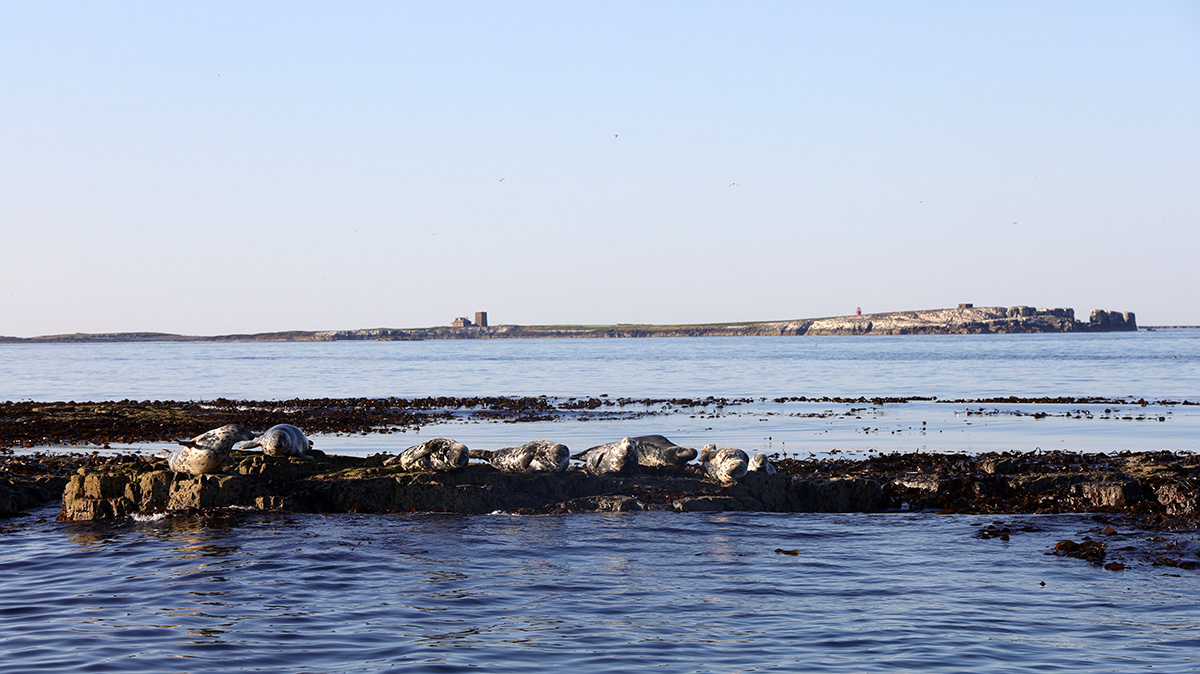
(2, 1, 1197, 336)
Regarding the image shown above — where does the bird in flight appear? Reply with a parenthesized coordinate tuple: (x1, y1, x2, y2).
(498, 178, 505, 182)
(729, 182, 739, 187)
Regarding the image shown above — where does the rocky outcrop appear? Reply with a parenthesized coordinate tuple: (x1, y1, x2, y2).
(1089, 309, 1138, 331)
(50, 449, 1200, 522)
(0, 477, 66, 517)
(56, 452, 883, 521)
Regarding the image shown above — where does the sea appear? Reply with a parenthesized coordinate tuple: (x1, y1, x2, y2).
(2, 331, 1200, 673)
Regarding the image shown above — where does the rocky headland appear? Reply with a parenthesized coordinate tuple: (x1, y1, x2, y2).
(0, 306, 1138, 342)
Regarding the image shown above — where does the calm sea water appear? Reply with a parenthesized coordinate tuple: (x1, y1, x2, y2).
(3, 332, 1200, 673)
(2, 331, 1197, 401)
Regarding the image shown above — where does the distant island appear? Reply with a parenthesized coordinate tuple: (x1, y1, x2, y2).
(0, 305, 1141, 343)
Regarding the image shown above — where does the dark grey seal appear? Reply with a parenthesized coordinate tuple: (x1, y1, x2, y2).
(240, 424, 314, 460)
(698, 444, 749, 484)
(628, 434, 697, 469)
(573, 435, 696, 471)
(386, 438, 469, 472)
(470, 440, 569, 473)
(164, 424, 255, 475)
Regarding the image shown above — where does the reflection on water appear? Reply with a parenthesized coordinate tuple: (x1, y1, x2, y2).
(5, 506, 1200, 672)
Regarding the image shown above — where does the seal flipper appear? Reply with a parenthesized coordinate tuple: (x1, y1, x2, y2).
(517, 450, 535, 471)
(469, 449, 495, 461)
(177, 439, 199, 449)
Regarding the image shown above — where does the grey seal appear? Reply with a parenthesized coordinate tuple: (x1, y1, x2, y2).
(470, 440, 569, 473)
(163, 424, 255, 475)
(240, 424, 314, 460)
(748, 453, 777, 474)
(628, 434, 697, 469)
(573, 435, 696, 471)
(386, 438, 469, 472)
(698, 444, 749, 484)
(577, 437, 638, 477)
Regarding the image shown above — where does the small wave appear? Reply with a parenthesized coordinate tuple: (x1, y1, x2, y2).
(129, 512, 168, 522)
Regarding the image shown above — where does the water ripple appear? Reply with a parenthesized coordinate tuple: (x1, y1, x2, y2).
(3, 507, 1200, 673)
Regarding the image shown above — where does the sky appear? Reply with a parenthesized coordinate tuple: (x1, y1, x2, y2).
(2, 1, 1198, 336)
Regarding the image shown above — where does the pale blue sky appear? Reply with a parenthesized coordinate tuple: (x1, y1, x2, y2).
(2, 1, 1197, 336)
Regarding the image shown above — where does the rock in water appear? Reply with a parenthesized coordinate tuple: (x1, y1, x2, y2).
(748, 453, 776, 474)
(699, 445, 749, 484)
(584, 437, 639, 477)
(387, 438, 469, 472)
(241, 424, 314, 459)
(470, 440, 570, 473)
(165, 424, 255, 475)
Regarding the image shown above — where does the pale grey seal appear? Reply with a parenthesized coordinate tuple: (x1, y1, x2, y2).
(386, 438, 469, 472)
(698, 444, 749, 484)
(240, 424, 314, 460)
(163, 423, 255, 475)
(470, 440, 569, 473)
(578, 437, 638, 477)
(748, 453, 777, 474)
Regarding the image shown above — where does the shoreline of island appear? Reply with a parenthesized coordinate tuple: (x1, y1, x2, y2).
(0, 305, 1149, 343)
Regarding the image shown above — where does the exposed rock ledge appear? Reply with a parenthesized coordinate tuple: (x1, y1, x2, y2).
(49, 449, 1199, 521)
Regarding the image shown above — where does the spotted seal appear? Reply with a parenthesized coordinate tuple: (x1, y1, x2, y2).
(163, 423, 255, 475)
(573, 437, 638, 477)
(748, 452, 776, 474)
(698, 444, 749, 484)
(240, 424, 314, 460)
(385, 438, 469, 472)
(470, 440, 569, 473)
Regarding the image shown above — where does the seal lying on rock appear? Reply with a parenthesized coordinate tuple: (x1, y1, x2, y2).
(580, 437, 639, 477)
(163, 424, 255, 475)
(574, 435, 696, 471)
(386, 438, 469, 472)
(470, 440, 569, 473)
(699, 445, 749, 484)
(748, 453, 776, 474)
(629, 435, 698, 469)
(240, 424, 314, 460)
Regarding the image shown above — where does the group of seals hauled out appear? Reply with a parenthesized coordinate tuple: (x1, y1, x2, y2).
(162, 423, 314, 476)
(162, 425, 773, 483)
